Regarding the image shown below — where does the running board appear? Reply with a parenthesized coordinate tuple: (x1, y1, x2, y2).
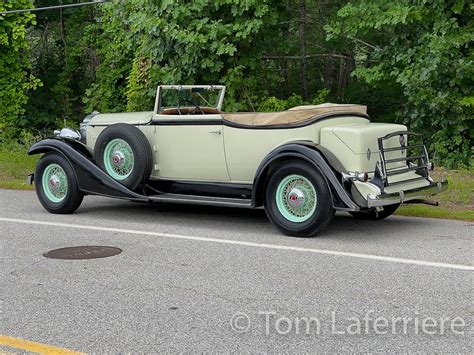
(149, 193, 253, 208)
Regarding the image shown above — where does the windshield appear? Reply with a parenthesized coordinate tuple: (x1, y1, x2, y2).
(156, 85, 225, 113)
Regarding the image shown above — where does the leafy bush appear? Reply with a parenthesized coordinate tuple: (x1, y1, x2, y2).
(0, 0, 41, 130)
(258, 89, 330, 111)
(325, 0, 473, 168)
(2, 0, 471, 169)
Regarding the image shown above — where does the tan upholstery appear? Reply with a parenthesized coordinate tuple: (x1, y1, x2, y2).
(222, 103, 367, 127)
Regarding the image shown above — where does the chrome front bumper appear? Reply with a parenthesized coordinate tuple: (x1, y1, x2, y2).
(367, 179, 448, 208)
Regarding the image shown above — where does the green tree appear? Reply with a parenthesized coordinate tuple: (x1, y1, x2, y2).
(83, 1, 139, 114)
(13, 0, 471, 168)
(86, 0, 281, 112)
(25, 0, 103, 132)
(326, 0, 473, 167)
(0, 0, 40, 132)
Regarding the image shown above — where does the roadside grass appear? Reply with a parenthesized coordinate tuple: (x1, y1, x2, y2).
(395, 169, 473, 221)
(0, 143, 472, 221)
(396, 204, 473, 221)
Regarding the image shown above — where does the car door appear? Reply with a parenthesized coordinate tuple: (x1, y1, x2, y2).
(152, 114, 230, 181)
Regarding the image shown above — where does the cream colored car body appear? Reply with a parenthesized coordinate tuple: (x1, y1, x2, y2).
(87, 114, 389, 180)
(83, 86, 444, 208)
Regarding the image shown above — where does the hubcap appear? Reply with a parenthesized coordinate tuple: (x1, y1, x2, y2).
(103, 138, 134, 180)
(42, 164, 68, 203)
(112, 151, 125, 167)
(288, 188, 305, 208)
(48, 175, 60, 190)
(275, 174, 317, 223)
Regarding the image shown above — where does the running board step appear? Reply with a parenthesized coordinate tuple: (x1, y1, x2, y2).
(149, 193, 253, 208)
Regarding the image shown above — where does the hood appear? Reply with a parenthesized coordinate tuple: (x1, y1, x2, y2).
(89, 111, 153, 125)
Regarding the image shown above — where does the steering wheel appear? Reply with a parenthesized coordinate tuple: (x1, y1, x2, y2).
(178, 98, 205, 115)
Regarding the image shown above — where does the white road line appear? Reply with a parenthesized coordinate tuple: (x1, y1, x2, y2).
(0, 217, 472, 271)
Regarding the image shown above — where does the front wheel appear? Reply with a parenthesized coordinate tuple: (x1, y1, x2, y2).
(264, 160, 334, 237)
(35, 152, 84, 214)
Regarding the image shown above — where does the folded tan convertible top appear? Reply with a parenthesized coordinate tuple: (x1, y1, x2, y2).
(222, 103, 367, 127)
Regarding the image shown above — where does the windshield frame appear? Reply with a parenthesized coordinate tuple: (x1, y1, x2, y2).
(154, 85, 226, 114)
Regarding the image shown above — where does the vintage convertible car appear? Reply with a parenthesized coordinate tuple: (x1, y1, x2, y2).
(28, 85, 447, 237)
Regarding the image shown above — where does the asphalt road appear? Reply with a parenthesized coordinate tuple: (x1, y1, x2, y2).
(0, 189, 472, 352)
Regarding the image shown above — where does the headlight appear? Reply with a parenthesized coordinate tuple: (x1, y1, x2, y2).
(55, 128, 81, 141)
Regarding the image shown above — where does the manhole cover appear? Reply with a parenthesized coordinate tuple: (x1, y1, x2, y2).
(43, 246, 122, 260)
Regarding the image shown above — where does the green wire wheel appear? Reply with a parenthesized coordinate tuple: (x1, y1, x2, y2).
(94, 123, 153, 190)
(264, 160, 334, 237)
(103, 138, 135, 180)
(41, 163, 68, 203)
(35, 152, 84, 214)
(275, 174, 317, 222)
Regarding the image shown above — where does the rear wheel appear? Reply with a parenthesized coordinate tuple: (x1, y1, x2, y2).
(94, 123, 152, 190)
(264, 160, 334, 237)
(350, 204, 400, 220)
(35, 152, 84, 214)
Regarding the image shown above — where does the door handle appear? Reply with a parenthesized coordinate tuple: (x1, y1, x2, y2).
(209, 129, 222, 135)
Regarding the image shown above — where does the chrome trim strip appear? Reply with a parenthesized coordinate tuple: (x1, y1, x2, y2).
(367, 180, 448, 207)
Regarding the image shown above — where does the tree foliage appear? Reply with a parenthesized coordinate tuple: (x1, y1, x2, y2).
(89, 0, 281, 112)
(0, 0, 40, 131)
(24, 0, 102, 132)
(325, 0, 473, 167)
(1, 0, 472, 167)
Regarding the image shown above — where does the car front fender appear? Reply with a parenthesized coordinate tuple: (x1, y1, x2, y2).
(251, 142, 359, 211)
(28, 138, 147, 201)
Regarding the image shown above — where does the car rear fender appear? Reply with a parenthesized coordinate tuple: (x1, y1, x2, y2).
(28, 138, 147, 201)
(252, 142, 359, 211)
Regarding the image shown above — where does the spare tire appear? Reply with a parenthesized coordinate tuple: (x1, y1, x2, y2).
(94, 123, 152, 190)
